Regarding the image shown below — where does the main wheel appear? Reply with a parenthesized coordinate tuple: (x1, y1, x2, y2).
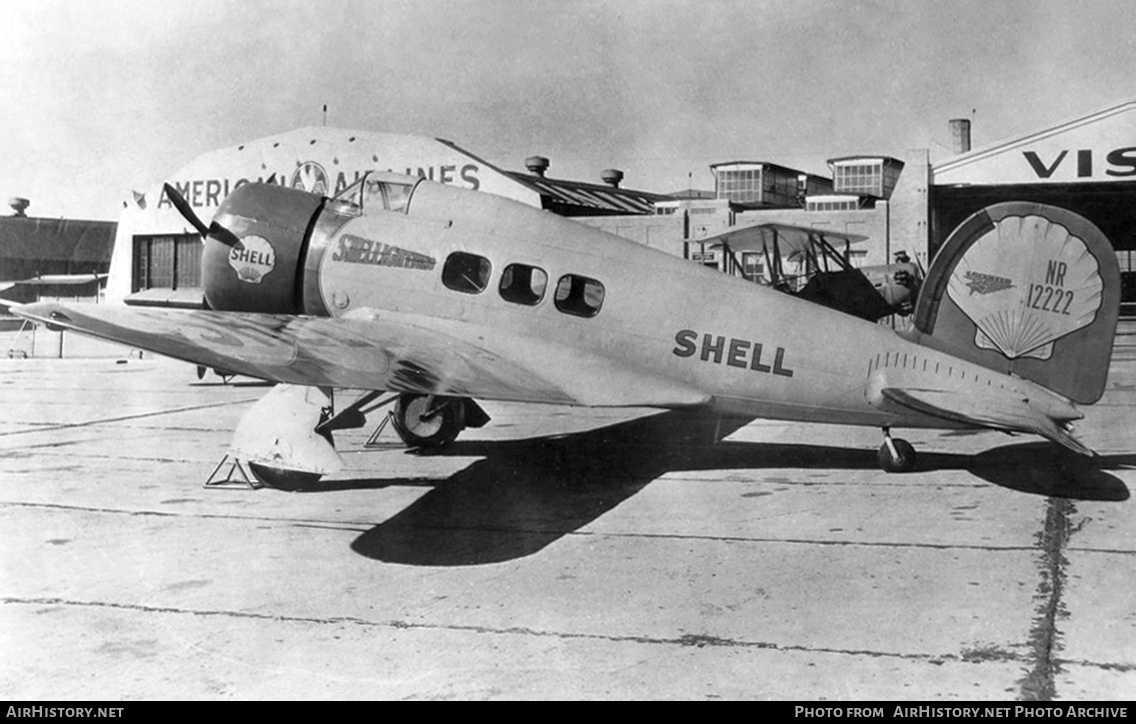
(878, 438, 917, 473)
(391, 394, 465, 448)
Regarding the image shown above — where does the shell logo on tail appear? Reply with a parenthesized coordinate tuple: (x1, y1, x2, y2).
(946, 214, 1103, 361)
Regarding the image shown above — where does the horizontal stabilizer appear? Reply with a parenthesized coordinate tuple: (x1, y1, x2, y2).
(881, 386, 1093, 457)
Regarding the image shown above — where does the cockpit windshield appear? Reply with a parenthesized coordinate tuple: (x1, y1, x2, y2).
(331, 171, 421, 215)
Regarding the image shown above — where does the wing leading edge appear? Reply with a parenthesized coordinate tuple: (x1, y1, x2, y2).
(11, 301, 710, 410)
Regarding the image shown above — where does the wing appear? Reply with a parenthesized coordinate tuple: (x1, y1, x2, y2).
(880, 387, 1093, 456)
(11, 301, 710, 409)
(703, 222, 868, 256)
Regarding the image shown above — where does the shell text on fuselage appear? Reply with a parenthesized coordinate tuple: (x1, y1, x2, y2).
(331, 234, 436, 271)
(672, 329, 794, 378)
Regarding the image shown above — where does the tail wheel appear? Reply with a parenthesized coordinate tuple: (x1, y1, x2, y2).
(878, 438, 917, 473)
(392, 394, 466, 448)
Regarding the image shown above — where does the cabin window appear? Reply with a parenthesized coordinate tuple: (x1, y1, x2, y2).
(442, 252, 492, 294)
(333, 172, 419, 214)
(363, 178, 415, 212)
(499, 264, 548, 305)
(554, 274, 605, 317)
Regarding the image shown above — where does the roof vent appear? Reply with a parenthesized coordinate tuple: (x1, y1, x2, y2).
(601, 169, 624, 188)
(9, 197, 29, 217)
(949, 118, 972, 154)
(525, 156, 550, 177)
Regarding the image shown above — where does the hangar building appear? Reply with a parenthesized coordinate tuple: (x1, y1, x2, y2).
(930, 99, 1136, 304)
(107, 97, 1136, 313)
(0, 200, 116, 318)
(107, 128, 666, 305)
(583, 97, 1136, 311)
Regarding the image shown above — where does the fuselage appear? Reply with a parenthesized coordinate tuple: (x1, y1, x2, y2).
(232, 175, 1071, 432)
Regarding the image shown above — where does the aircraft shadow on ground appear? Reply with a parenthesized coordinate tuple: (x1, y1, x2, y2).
(967, 442, 1132, 502)
(189, 379, 274, 388)
(340, 411, 1131, 567)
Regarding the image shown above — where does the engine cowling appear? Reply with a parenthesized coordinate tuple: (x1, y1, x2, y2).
(202, 183, 325, 313)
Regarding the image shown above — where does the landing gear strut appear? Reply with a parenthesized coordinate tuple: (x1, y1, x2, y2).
(319, 391, 490, 450)
(878, 427, 917, 473)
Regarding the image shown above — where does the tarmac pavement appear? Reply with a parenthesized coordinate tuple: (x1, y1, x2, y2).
(1, 325, 1134, 700)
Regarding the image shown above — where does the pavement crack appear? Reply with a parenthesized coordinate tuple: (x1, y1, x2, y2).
(0, 398, 257, 439)
(2, 595, 1126, 672)
(0, 500, 374, 529)
(1018, 496, 1075, 702)
(0, 501, 1056, 552)
(0, 595, 992, 662)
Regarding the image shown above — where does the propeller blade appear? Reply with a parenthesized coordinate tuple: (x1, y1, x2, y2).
(164, 183, 244, 250)
(163, 183, 209, 236)
(207, 221, 245, 251)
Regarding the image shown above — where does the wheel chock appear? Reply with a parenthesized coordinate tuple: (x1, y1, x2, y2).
(364, 411, 403, 449)
(203, 453, 263, 490)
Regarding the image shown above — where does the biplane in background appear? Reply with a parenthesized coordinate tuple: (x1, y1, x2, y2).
(703, 223, 923, 321)
(10, 173, 1120, 488)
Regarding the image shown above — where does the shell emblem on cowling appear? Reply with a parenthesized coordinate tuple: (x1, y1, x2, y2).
(227, 235, 277, 285)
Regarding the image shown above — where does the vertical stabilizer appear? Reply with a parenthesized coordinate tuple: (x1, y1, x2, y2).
(913, 202, 1120, 404)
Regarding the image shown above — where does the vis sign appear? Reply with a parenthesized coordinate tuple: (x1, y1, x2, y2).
(1022, 146, 1136, 179)
(934, 102, 1136, 185)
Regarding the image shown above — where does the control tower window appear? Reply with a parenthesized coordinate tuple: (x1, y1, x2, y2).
(834, 163, 883, 196)
(717, 169, 761, 204)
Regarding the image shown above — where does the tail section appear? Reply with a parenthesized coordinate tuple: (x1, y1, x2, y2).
(913, 202, 1120, 404)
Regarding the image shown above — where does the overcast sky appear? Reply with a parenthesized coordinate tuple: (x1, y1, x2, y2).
(2, 0, 1134, 219)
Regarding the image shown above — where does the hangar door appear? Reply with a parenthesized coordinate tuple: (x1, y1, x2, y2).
(932, 181, 1136, 313)
(132, 233, 202, 292)
(932, 181, 1136, 259)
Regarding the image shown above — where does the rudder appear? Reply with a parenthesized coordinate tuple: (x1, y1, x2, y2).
(912, 202, 1120, 404)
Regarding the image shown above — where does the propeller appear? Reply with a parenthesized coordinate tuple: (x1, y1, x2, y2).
(163, 183, 244, 250)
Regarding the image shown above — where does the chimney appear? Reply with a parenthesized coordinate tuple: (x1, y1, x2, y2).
(600, 169, 624, 188)
(949, 118, 972, 154)
(525, 156, 550, 177)
(8, 197, 29, 217)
